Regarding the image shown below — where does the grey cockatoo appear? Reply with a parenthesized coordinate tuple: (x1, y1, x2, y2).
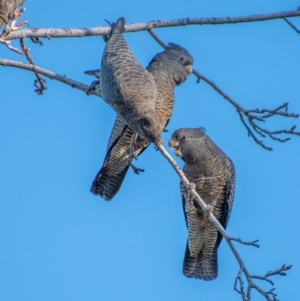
(100, 17, 162, 145)
(88, 43, 194, 200)
(169, 128, 236, 280)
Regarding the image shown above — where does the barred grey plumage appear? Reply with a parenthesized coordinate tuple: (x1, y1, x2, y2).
(89, 43, 193, 200)
(100, 17, 162, 145)
(169, 128, 236, 280)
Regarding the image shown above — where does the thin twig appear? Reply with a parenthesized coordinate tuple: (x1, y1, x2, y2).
(238, 111, 273, 151)
(3, 9, 300, 41)
(0, 59, 99, 96)
(20, 38, 47, 94)
(246, 103, 298, 118)
(283, 17, 300, 33)
(148, 28, 166, 48)
(193, 70, 245, 111)
(252, 264, 293, 281)
(234, 269, 246, 301)
(230, 237, 260, 248)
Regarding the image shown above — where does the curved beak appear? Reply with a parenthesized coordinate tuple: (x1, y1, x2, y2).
(185, 64, 193, 75)
(169, 139, 179, 148)
(169, 139, 182, 157)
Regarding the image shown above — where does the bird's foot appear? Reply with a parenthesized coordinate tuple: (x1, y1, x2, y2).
(129, 152, 138, 162)
(129, 133, 138, 159)
(2, 7, 27, 35)
(130, 163, 145, 174)
(183, 182, 196, 192)
(86, 80, 101, 96)
(128, 134, 145, 173)
(0, 7, 28, 54)
(8, 7, 27, 31)
(187, 182, 196, 190)
(204, 204, 213, 218)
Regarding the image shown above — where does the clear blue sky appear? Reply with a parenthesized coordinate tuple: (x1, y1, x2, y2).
(1, 1, 300, 300)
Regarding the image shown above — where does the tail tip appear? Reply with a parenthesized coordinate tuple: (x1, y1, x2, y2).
(183, 269, 217, 281)
(109, 17, 125, 36)
(183, 247, 218, 280)
(116, 17, 125, 27)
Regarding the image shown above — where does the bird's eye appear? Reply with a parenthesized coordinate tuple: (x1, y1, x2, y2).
(180, 57, 184, 62)
(182, 136, 186, 140)
(140, 118, 150, 127)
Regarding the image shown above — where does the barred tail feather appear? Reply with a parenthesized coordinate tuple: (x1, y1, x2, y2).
(183, 244, 218, 280)
(90, 164, 130, 201)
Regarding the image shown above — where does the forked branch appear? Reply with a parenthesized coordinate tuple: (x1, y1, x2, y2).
(158, 144, 292, 301)
(197, 73, 300, 151)
(234, 264, 292, 301)
(229, 237, 260, 248)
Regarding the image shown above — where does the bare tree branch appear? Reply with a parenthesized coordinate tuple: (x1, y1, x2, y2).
(237, 110, 272, 151)
(149, 29, 300, 150)
(0, 58, 100, 96)
(158, 144, 292, 301)
(234, 269, 247, 301)
(198, 75, 300, 150)
(148, 28, 166, 48)
(3, 9, 300, 41)
(252, 264, 293, 282)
